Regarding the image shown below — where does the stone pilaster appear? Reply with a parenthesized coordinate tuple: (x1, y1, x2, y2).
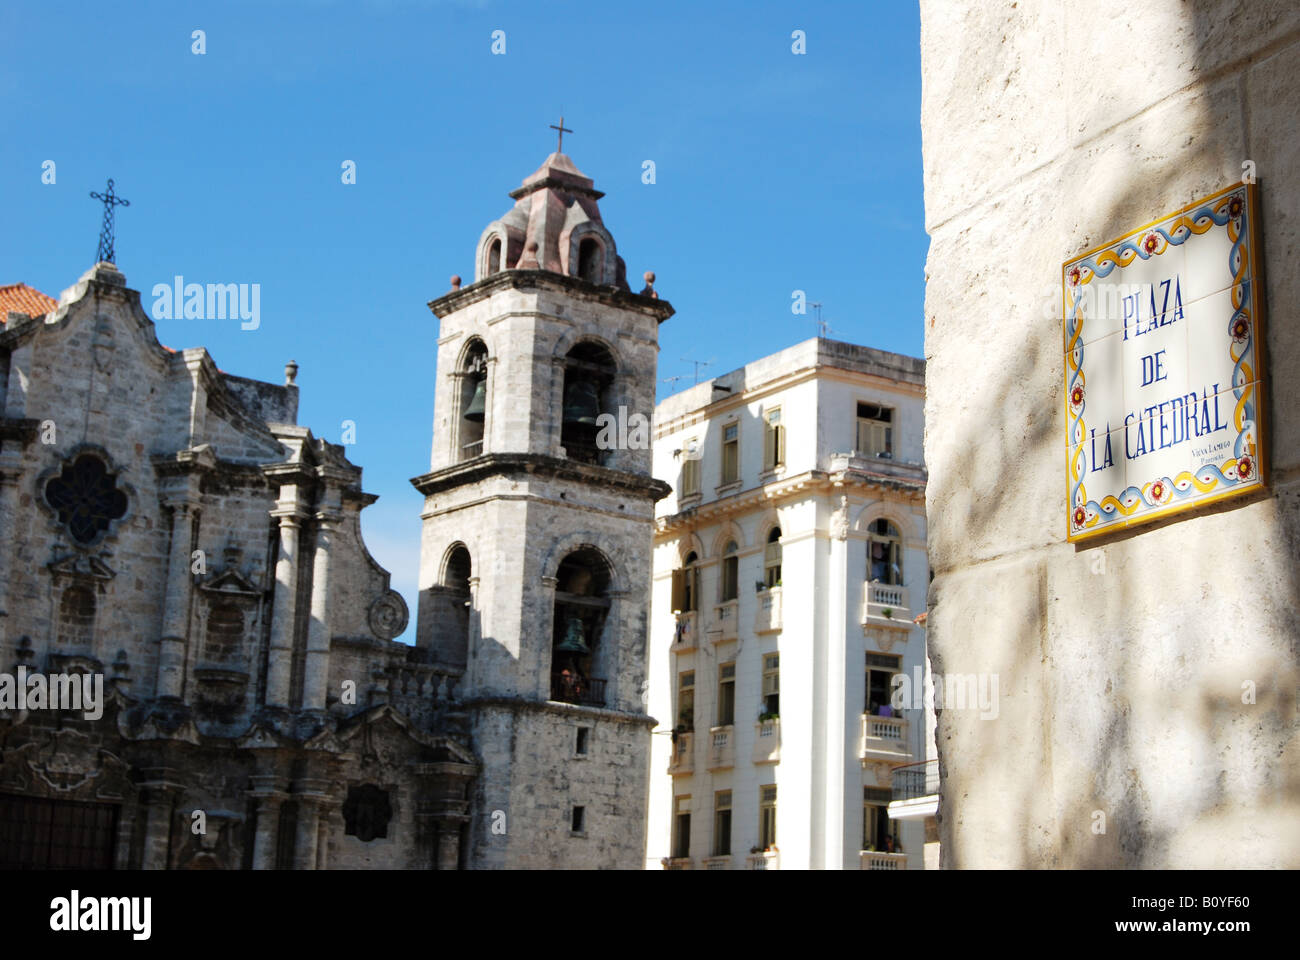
(0, 456, 24, 649)
(248, 775, 289, 870)
(435, 819, 466, 870)
(265, 511, 305, 707)
(302, 512, 338, 711)
(291, 779, 334, 870)
(138, 768, 185, 870)
(156, 498, 198, 699)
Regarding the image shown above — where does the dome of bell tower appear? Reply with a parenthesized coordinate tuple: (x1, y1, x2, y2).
(475, 151, 627, 289)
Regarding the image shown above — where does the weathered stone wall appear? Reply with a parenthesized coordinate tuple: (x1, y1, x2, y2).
(467, 703, 650, 869)
(920, 0, 1300, 867)
(418, 266, 667, 869)
(0, 264, 475, 870)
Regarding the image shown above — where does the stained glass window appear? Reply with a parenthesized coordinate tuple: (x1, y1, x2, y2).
(44, 455, 127, 544)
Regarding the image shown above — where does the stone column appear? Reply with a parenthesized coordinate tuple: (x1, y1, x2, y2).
(291, 779, 333, 870)
(536, 575, 559, 700)
(483, 354, 498, 454)
(435, 819, 466, 870)
(248, 775, 289, 870)
(265, 510, 305, 707)
(417, 760, 474, 868)
(0, 344, 35, 647)
(549, 355, 568, 456)
(315, 803, 334, 870)
(604, 589, 627, 710)
(0, 455, 24, 649)
(156, 499, 197, 699)
(138, 769, 184, 870)
(302, 513, 338, 711)
(293, 801, 320, 870)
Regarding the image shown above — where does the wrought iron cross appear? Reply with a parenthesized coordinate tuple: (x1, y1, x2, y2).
(89, 178, 130, 264)
(549, 116, 572, 154)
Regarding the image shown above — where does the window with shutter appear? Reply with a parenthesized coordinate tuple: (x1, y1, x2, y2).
(856, 402, 894, 458)
(722, 423, 739, 484)
(761, 653, 779, 715)
(763, 408, 784, 470)
(758, 786, 777, 850)
(764, 527, 782, 587)
(713, 791, 732, 856)
(673, 795, 691, 859)
(718, 663, 735, 726)
(868, 519, 903, 585)
(682, 455, 700, 496)
(677, 671, 695, 730)
(721, 541, 738, 601)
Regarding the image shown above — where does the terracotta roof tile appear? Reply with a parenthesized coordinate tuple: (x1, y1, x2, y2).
(0, 283, 58, 323)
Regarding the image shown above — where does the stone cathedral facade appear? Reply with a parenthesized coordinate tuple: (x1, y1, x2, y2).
(0, 149, 669, 869)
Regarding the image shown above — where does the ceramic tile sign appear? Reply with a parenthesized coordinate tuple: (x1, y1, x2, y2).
(1063, 183, 1267, 542)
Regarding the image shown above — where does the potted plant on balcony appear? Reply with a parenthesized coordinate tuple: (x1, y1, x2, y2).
(758, 711, 779, 723)
(882, 607, 893, 619)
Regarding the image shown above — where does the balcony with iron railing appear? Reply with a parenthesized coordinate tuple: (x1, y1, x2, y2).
(754, 587, 781, 634)
(671, 610, 697, 652)
(859, 712, 911, 763)
(889, 757, 939, 820)
(709, 600, 739, 642)
(668, 731, 694, 776)
(549, 671, 607, 708)
(863, 581, 911, 627)
(707, 725, 735, 770)
(860, 851, 909, 870)
(827, 451, 927, 489)
(752, 718, 780, 764)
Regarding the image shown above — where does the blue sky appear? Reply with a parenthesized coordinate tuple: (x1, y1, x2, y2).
(1, 0, 925, 640)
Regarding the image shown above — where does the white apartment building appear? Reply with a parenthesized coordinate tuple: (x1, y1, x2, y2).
(646, 338, 931, 870)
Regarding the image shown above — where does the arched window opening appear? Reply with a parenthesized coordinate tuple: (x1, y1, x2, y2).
(427, 544, 472, 669)
(764, 527, 782, 588)
(577, 238, 602, 284)
(720, 540, 739, 602)
(458, 339, 488, 461)
(671, 550, 700, 617)
(446, 544, 472, 661)
(560, 341, 615, 466)
(203, 603, 244, 664)
(550, 548, 612, 707)
(57, 585, 96, 650)
(868, 519, 903, 586)
(487, 237, 502, 275)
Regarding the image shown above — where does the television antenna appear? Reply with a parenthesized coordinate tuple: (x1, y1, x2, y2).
(682, 357, 714, 385)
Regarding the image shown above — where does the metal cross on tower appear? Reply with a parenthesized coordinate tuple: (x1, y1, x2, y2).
(89, 178, 130, 265)
(549, 116, 573, 154)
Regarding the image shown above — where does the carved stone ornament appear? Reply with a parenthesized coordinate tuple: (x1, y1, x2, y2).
(368, 590, 409, 641)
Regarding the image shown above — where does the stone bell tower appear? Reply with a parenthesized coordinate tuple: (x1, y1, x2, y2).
(411, 146, 673, 869)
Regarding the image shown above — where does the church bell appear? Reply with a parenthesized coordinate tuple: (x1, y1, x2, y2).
(463, 378, 487, 422)
(555, 616, 591, 655)
(562, 380, 600, 427)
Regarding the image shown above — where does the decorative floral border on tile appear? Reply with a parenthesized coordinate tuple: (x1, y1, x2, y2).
(1063, 182, 1266, 542)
